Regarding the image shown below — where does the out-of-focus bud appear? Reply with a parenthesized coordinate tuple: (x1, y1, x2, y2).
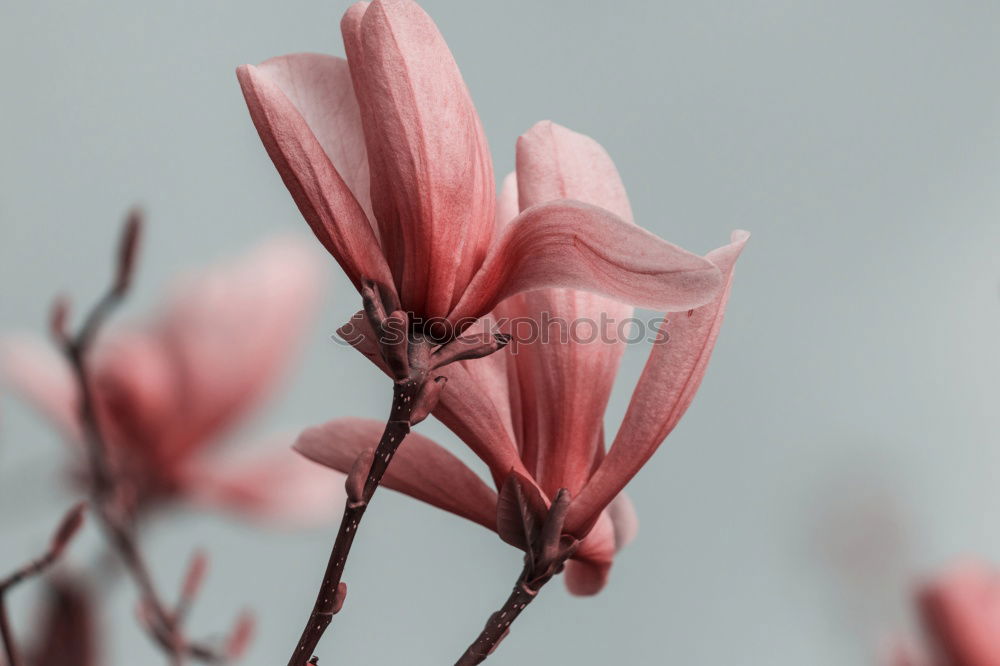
(225, 610, 255, 659)
(29, 576, 100, 666)
(49, 295, 72, 344)
(180, 549, 209, 603)
(113, 209, 143, 297)
(50, 502, 87, 558)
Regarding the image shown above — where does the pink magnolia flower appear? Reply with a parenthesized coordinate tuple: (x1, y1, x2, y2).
(297, 122, 748, 594)
(891, 561, 1000, 666)
(236, 0, 722, 341)
(1, 237, 342, 525)
(29, 576, 100, 666)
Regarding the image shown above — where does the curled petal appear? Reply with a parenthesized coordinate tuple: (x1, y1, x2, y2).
(295, 418, 498, 530)
(236, 61, 392, 291)
(567, 231, 749, 536)
(500, 121, 638, 497)
(564, 512, 616, 596)
(447, 200, 722, 327)
(348, 0, 495, 317)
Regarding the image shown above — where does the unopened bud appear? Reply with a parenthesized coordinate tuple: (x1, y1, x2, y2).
(50, 502, 86, 558)
(331, 582, 347, 615)
(345, 449, 375, 506)
(225, 610, 255, 659)
(180, 549, 208, 602)
(113, 209, 143, 297)
(49, 295, 72, 344)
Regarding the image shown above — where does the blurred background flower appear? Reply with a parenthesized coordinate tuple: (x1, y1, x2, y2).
(2, 0, 1000, 663)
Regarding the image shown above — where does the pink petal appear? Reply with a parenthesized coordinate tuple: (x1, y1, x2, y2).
(919, 561, 1000, 666)
(495, 172, 519, 231)
(0, 335, 80, 441)
(494, 122, 639, 497)
(346, 0, 495, 318)
(447, 200, 723, 327)
(182, 436, 345, 527)
(515, 121, 634, 225)
(295, 417, 498, 530)
(154, 237, 324, 463)
(236, 61, 393, 292)
(254, 53, 375, 225)
(564, 511, 616, 596)
(89, 330, 179, 470)
(433, 337, 529, 485)
(499, 289, 629, 498)
(566, 231, 748, 536)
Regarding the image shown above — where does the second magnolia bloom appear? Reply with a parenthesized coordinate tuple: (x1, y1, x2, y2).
(1, 237, 342, 525)
(299, 120, 748, 595)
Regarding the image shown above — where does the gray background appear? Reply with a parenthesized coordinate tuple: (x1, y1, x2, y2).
(2, 1, 1000, 663)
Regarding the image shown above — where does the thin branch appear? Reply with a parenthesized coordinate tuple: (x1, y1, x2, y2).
(0, 502, 87, 666)
(55, 212, 227, 664)
(287, 376, 423, 666)
(286, 281, 510, 665)
(455, 487, 576, 665)
(454, 574, 541, 666)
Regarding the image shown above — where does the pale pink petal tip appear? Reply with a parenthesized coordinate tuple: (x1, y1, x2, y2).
(184, 440, 346, 527)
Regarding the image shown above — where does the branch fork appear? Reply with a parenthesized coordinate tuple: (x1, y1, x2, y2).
(455, 477, 579, 666)
(52, 212, 248, 665)
(0, 503, 86, 666)
(288, 281, 511, 665)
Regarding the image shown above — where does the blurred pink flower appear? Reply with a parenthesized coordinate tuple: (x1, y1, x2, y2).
(1, 237, 342, 525)
(297, 122, 747, 594)
(28, 576, 100, 666)
(237, 0, 722, 336)
(894, 561, 1000, 666)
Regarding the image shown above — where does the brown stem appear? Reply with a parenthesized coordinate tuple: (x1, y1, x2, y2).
(454, 574, 544, 666)
(456, 485, 576, 666)
(287, 377, 423, 666)
(56, 215, 224, 664)
(0, 503, 86, 666)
